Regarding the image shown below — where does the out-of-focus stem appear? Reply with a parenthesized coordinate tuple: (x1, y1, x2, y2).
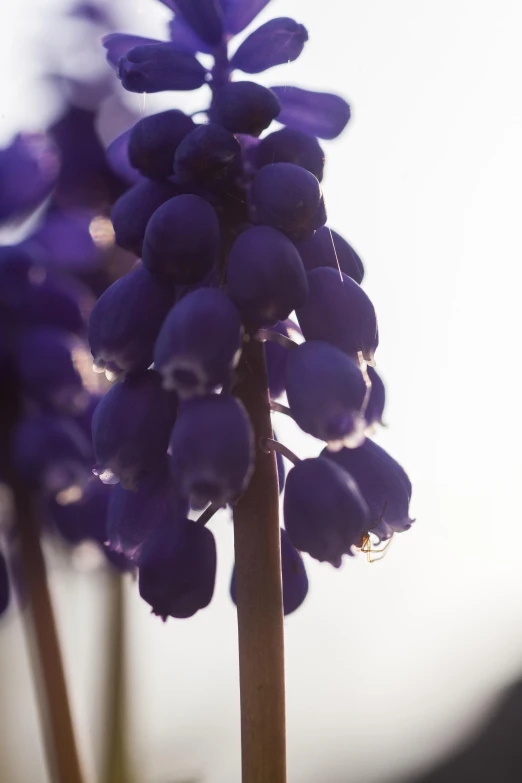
(103, 569, 131, 783)
(232, 339, 287, 783)
(15, 488, 86, 783)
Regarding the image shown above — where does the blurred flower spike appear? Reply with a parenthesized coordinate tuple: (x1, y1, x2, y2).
(91, 0, 413, 621)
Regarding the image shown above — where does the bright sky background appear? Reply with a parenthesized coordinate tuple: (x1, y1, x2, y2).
(1, 0, 522, 782)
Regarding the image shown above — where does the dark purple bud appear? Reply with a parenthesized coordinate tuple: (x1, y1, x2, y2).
(107, 459, 188, 561)
(296, 226, 364, 283)
(154, 288, 243, 397)
(0, 133, 59, 223)
(220, 0, 272, 35)
(230, 527, 307, 615)
(21, 209, 100, 271)
(49, 477, 111, 546)
(168, 16, 211, 54)
(92, 371, 178, 490)
(128, 110, 195, 180)
(211, 82, 280, 137)
(296, 267, 378, 361)
(256, 128, 324, 182)
(17, 329, 88, 415)
(111, 179, 180, 257)
(286, 341, 367, 449)
(322, 439, 413, 541)
(138, 518, 216, 619)
(231, 17, 308, 74)
(227, 226, 308, 328)
(251, 162, 326, 241)
(169, 394, 254, 509)
(142, 194, 219, 283)
(106, 130, 142, 185)
(88, 265, 176, 381)
(283, 457, 369, 567)
(0, 553, 10, 617)
(271, 86, 351, 140)
(174, 123, 242, 186)
(365, 366, 386, 427)
(13, 415, 92, 497)
(118, 44, 207, 94)
(265, 320, 293, 399)
(102, 33, 165, 69)
(171, 0, 223, 46)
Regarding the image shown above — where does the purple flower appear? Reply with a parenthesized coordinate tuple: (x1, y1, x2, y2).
(227, 226, 308, 328)
(138, 518, 217, 619)
(211, 82, 281, 137)
(284, 457, 369, 567)
(118, 44, 208, 93)
(270, 86, 351, 140)
(296, 226, 364, 283)
(128, 109, 195, 180)
(296, 267, 378, 361)
(256, 128, 325, 182)
(107, 459, 188, 561)
(230, 18, 308, 74)
(322, 439, 413, 541)
(111, 180, 180, 257)
(89, 264, 176, 381)
(142, 194, 220, 283)
(251, 163, 326, 242)
(365, 366, 386, 427)
(154, 287, 243, 397)
(169, 394, 254, 509)
(231, 528, 307, 615)
(92, 370, 178, 490)
(174, 124, 242, 186)
(286, 341, 368, 449)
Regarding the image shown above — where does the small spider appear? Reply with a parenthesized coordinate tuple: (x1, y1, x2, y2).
(356, 502, 392, 563)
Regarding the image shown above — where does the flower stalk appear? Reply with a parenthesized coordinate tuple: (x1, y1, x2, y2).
(233, 339, 286, 783)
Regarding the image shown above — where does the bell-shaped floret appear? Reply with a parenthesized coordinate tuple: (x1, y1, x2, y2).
(0, 553, 10, 617)
(296, 226, 364, 283)
(231, 18, 308, 74)
(256, 128, 324, 182)
(169, 394, 254, 509)
(92, 371, 178, 490)
(154, 287, 243, 397)
(296, 267, 378, 361)
(174, 124, 241, 186)
(16, 328, 88, 415)
(142, 194, 219, 283)
(13, 415, 92, 497)
(230, 528, 307, 615)
(107, 459, 188, 561)
(138, 518, 217, 619)
(111, 180, 180, 257)
(322, 439, 413, 541)
(227, 226, 308, 328)
(365, 367, 386, 427)
(118, 44, 207, 93)
(49, 477, 111, 546)
(211, 82, 280, 137)
(283, 457, 369, 567)
(270, 86, 351, 140)
(251, 162, 326, 242)
(128, 110, 195, 180)
(89, 264, 176, 381)
(286, 341, 367, 449)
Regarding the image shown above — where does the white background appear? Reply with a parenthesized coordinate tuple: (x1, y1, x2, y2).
(1, 0, 522, 781)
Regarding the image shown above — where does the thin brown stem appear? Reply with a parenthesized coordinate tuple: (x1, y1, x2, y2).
(15, 488, 86, 783)
(232, 339, 286, 783)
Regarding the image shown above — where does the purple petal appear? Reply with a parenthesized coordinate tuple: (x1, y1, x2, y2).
(129, 110, 195, 180)
(110, 179, 181, 257)
(169, 1, 223, 47)
(231, 18, 308, 74)
(168, 16, 212, 54)
(220, 0, 272, 35)
(271, 86, 351, 140)
(118, 44, 207, 94)
(211, 81, 280, 137)
(256, 127, 324, 182)
(102, 33, 166, 70)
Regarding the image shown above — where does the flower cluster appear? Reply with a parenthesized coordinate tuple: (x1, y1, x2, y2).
(0, 78, 136, 617)
(91, 0, 414, 620)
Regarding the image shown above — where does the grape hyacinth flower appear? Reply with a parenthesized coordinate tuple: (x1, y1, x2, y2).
(95, 2, 414, 780)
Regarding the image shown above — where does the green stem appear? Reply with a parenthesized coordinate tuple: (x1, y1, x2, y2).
(232, 339, 287, 783)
